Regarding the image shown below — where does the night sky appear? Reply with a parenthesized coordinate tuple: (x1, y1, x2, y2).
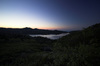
(0, 0, 100, 31)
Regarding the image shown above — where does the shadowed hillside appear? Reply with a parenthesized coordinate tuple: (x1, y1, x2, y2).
(53, 23, 100, 66)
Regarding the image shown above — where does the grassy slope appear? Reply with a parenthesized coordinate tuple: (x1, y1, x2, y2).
(53, 23, 100, 66)
(0, 37, 54, 66)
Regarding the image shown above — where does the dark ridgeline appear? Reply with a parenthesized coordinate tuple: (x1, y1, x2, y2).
(0, 27, 67, 35)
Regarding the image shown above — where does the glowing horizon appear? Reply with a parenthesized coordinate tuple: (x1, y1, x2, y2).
(0, 13, 61, 29)
(0, 25, 68, 30)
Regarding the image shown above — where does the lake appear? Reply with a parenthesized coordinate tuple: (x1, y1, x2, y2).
(29, 33, 69, 40)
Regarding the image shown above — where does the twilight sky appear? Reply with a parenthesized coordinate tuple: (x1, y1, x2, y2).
(0, 0, 100, 31)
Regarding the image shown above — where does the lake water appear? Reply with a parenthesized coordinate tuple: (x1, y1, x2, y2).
(29, 33, 69, 40)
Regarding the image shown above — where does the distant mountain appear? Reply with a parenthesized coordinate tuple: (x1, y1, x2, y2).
(0, 27, 67, 35)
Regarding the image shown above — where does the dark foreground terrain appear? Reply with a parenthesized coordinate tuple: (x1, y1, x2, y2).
(0, 23, 100, 66)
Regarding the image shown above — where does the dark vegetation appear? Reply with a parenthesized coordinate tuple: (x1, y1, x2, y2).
(0, 23, 100, 66)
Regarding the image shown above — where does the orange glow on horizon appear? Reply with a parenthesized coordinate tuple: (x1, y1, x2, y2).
(0, 25, 69, 30)
(38, 27, 67, 30)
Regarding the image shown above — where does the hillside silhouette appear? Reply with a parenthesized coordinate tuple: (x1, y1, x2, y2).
(53, 23, 100, 66)
(0, 27, 66, 35)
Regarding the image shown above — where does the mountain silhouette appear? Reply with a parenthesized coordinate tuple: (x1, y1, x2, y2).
(0, 27, 67, 35)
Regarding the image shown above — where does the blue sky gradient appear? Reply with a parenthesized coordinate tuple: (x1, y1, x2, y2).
(0, 0, 100, 31)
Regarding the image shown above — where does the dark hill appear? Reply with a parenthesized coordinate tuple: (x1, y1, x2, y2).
(53, 23, 100, 66)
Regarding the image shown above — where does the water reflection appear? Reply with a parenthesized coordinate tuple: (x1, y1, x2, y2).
(30, 33, 69, 40)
